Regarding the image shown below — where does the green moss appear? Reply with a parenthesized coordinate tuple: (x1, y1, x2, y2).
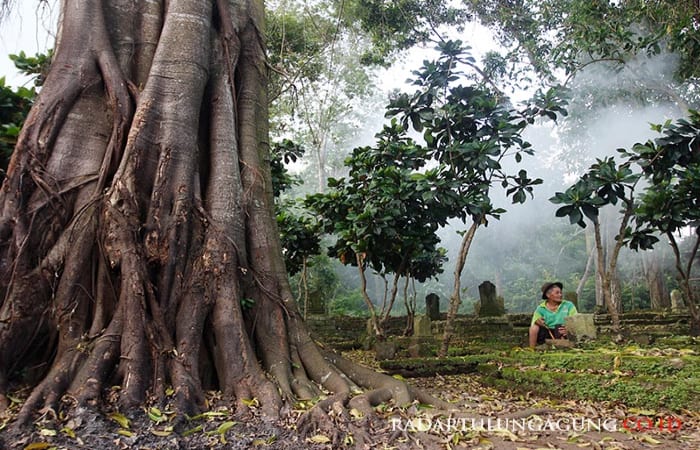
(477, 360, 698, 412)
(432, 341, 700, 413)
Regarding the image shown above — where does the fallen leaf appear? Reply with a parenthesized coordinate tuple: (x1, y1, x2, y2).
(182, 425, 203, 437)
(187, 411, 227, 420)
(24, 444, 52, 450)
(636, 435, 662, 445)
(241, 398, 259, 407)
(307, 434, 331, 444)
(108, 412, 130, 429)
(216, 420, 236, 435)
(150, 429, 172, 437)
(349, 408, 363, 419)
(147, 407, 166, 424)
(628, 408, 656, 416)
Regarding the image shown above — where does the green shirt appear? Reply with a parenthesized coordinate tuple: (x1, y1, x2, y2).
(531, 300, 577, 328)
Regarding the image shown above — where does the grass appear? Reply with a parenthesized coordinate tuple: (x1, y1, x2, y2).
(379, 336, 700, 412)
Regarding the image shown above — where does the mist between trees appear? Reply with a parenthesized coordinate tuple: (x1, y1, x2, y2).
(2, 1, 697, 324)
(279, 44, 694, 322)
(0, 1, 698, 441)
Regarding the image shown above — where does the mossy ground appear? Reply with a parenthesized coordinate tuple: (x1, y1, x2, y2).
(377, 336, 700, 413)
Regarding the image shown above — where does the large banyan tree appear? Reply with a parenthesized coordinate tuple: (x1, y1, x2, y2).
(0, 0, 444, 428)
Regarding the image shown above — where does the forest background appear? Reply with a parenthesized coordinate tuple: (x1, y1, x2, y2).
(0, 1, 698, 448)
(1, 0, 698, 321)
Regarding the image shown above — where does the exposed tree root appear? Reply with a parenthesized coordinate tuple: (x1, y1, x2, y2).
(0, 1, 479, 445)
(294, 346, 458, 444)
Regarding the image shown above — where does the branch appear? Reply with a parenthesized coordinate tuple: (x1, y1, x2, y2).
(563, 57, 626, 87)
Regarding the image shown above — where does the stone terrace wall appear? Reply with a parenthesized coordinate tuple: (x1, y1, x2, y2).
(307, 311, 692, 349)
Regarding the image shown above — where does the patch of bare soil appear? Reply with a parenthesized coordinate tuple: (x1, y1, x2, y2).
(1, 351, 698, 449)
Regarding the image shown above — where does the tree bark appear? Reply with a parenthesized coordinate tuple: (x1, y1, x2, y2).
(440, 220, 479, 357)
(576, 234, 595, 302)
(642, 249, 670, 310)
(593, 218, 621, 331)
(0, 0, 443, 430)
(667, 231, 700, 336)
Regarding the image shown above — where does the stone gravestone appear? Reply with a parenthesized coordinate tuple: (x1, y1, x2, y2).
(375, 340, 396, 360)
(477, 281, 505, 317)
(306, 289, 325, 315)
(565, 313, 596, 342)
(425, 293, 440, 321)
(409, 315, 433, 357)
(413, 315, 432, 337)
(671, 289, 685, 312)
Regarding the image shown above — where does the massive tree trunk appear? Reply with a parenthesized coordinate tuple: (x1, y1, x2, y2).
(0, 0, 445, 430)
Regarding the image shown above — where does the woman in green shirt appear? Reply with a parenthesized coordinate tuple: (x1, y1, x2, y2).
(528, 281, 577, 348)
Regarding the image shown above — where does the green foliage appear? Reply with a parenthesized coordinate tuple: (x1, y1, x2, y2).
(493, 357, 698, 412)
(464, 0, 700, 84)
(288, 254, 368, 316)
(266, 4, 330, 101)
(622, 113, 700, 325)
(343, 0, 469, 65)
(0, 51, 51, 182)
(0, 78, 33, 180)
(9, 50, 53, 87)
(552, 110, 700, 327)
(551, 157, 639, 228)
(621, 112, 700, 249)
(306, 119, 446, 282)
(267, 1, 381, 194)
(306, 41, 567, 321)
(270, 139, 323, 276)
(475, 346, 700, 412)
(390, 41, 561, 221)
(328, 289, 368, 317)
(277, 205, 321, 276)
(270, 139, 305, 197)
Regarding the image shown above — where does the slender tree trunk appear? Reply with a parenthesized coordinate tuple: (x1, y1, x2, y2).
(379, 252, 409, 326)
(577, 239, 595, 302)
(356, 254, 384, 340)
(642, 250, 670, 309)
(313, 137, 328, 193)
(593, 219, 621, 331)
(440, 220, 479, 357)
(667, 232, 700, 336)
(402, 276, 415, 336)
(592, 203, 636, 331)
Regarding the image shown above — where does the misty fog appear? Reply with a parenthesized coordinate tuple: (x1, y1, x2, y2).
(294, 44, 691, 317)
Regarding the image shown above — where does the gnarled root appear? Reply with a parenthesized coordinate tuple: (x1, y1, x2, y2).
(295, 347, 458, 445)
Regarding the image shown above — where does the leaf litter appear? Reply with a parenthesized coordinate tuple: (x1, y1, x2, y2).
(0, 349, 697, 449)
